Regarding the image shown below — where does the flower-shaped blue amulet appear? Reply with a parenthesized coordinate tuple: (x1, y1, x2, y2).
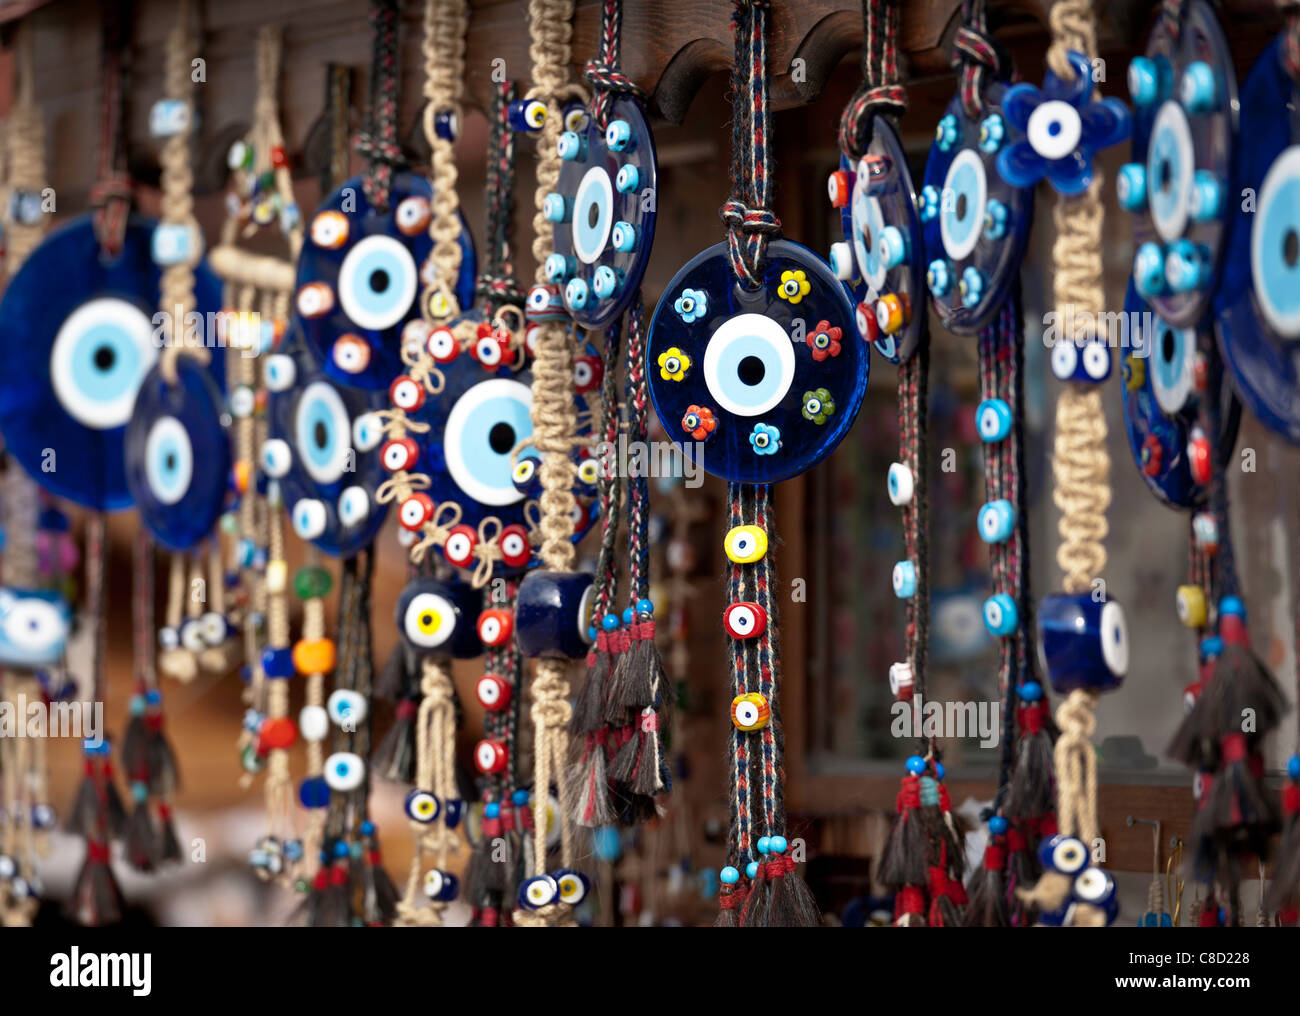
(997, 51, 1131, 195)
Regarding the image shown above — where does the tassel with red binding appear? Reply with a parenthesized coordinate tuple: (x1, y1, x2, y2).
(962, 817, 1010, 926)
(71, 839, 122, 926)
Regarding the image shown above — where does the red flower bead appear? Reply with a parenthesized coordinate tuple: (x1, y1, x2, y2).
(807, 319, 842, 361)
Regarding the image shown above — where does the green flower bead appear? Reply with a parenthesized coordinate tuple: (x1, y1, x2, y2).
(800, 387, 836, 425)
(294, 565, 332, 600)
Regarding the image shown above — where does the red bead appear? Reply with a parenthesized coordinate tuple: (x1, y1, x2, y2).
(477, 608, 514, 647)
(270, 145, 288, 169)
(474, 739, 508, 774)
(399, 492, 435, 531)
(259, 717, 298, 751)
(1141, 433, 1162, 477)
(443, 524, 478, 568)
(1187, 426, 1211, 485)
(498, 524, 532, 568)
(476, 673, 512, 711)
(574, 354, 603, 393)
(854, 301, 879, 344)
(381, 437, 419, 473)
(827, 170, 850, 208)
(389, 374, 425, 412)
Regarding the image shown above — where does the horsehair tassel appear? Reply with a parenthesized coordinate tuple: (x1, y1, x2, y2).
(1016, 0, 1114, 928)
(158, 5, 207, 385)
(512, 0, 580, 930)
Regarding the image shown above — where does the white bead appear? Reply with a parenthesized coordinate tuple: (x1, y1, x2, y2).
(299, 705, 329, 742)
(889, 661, 914, 696)
(265, 560, 288, 594)
(886, 462, 914, 506)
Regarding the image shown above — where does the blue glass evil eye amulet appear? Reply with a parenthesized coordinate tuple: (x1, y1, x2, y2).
(295, 172, 475, 391)
(1215, 36, 1300, 444)
(646, 239, 865, 485)
(0, 214, 221, 510)
(549, 97, 657, 329)
(921, 84, 1033, 334)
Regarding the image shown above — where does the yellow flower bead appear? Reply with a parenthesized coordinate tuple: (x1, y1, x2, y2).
(657, 346, 691, 382)
(778, 269, 811, 304)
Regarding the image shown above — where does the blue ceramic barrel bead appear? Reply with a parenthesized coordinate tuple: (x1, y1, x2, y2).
(395, 578, 481, 659)
(1037, 592, 1130, 694)
(514, 570, 596, 659)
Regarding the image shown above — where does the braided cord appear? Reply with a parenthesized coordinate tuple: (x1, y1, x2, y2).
(838, 0, 906, 159)
(91, 1, 132, 257)
(725, 485, 756, 869)
(477, 80, 525, 312)
(358, 0, 404, 212)
(585, 0, 646, 130)
(953, 0, 1008, 119)
(423, 0, 469, 319)
(722, 0, 780, 289)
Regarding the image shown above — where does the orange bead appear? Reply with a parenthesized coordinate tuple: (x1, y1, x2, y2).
(259, 716, 298, 751)
(293, 637, 337, 675)
(232, 459, 252, 494)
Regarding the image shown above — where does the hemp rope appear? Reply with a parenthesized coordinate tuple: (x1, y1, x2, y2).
(512, 0, 584, 929)
(1018, 0, 1111, 927)
(3, 25, 45, 268)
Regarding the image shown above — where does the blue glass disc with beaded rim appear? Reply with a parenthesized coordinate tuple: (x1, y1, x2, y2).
(126, 356, 231, 551)
(646, 239, 865, 484)
(1214, 37, 1300, 443)
(1120, 284, 1238, 507)
(921, 84, 1033, 335)
(265, 337, 390, 557)
(832, 117, 925, 364)
(1123, 0, 1236, 329)
(550, 97, 657, 329)
(0, 213, 221, 511)
(409, 312, 598, 575)
(295, 172, 475, 391)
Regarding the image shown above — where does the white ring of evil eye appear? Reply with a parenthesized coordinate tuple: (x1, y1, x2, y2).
(292, 498, 328, 540)
(336, 235, 419, 331)
(1073, 866, 1114, 904)
(338, 485, 371, 527)
(143, 415, 194, 506)
(50, 297, 158, 430)
(524, 874, 559, 907)
(1150, 318, 1197, 414)
(939, 148, 987, 262)
(404, 591, 456, 649)
(264, 353, 297, 392)
(199, 611, 229, 645)
(1050, 340, 1078, 380)
(352, 412, 384, 452)
(702, 313, 795, 418)
(572, 166, 615, 265)
(443, 378, 534, 507)
(1050, 836, 1089, 874)
(294, 381, 353, 484)
(1250, 145, 1300, 339)
(1100, 600, 1129, 677)
(1026, 100, 1083, 161)
(323, 751, 365, 791)
(1081, 341, 1109, 380)
(327, 689, 368, 727)
(1147, 101, 1194, 244)
(444, 528, 475, 564)
(734, 699, 761, 727)
(557, 871, 589, 904)
(180, 619, 206, 651)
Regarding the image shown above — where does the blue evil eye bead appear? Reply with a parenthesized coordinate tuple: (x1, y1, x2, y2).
(396, 578, 481, 659)
(976, 499, 1015, 544)
(7, 189, 42, 225)
(828, 241, 853, 281)
(434, 109, 458, 142)
(997, 50, 1131, 196)
(404, 789, 440, 824)
(1116, 163, 1147, 211)
(525, 283, 566, 323)
(0, 588, 71, 668)
(508, 98, 547, 132)
(564, 277, 589, 309)
(125, 357, 230, 551)
(514, 570, 595, 659)
(1216, 37, 1300, 442)
(1133, 242, 1167, 299)
(552, 98, 657, 328)
(289, 776, 324, 806)
(982, 592, 1018, 636)
(543, 193, 571, 223)
(557, 131, 587, 161)
(323, 751, 365, 792)
(976, 398, 1012, 442)
(327, 689, 368, 728)
(1038, 592, 1129, 694)
(295, 172, 475, 390)
(0, 215, 221, 510)
(544, 253, 575, 282)
(935, 114, 958, 152)
(1164, 238, 1208, 293)
(149, 98, 190, 137)
(1126, 1, 1235, 329)
(1049, 338, 1111, 383)
(518, 873, 560, 910)
(151, 223, 200, 266)
(892, 560, 917, 599)
(1073, 866, 1118, 922)
(555, 869, 590, 905)
(988, 814, 1009, 835)
(1039, 833, 1089, 875)
(646, 239, 865, 484)
(923, 86, 1035, 334)
(886, 462, 913, 505)
(264, 344, 389, 557)
(423, 868, 459, 902)
(978, 113, 1005, 154)
(837, 124, 925, 363)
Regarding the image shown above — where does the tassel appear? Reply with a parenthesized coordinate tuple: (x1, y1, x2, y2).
(567, 731, 614, 827)
(1006, 695, 1057, 819)
(714, 879, 746, 927)
(1188, 737, 1278, 881)
(607, 723, 641, 784)
(71, 840, 122, 926)
(764, 849, 820, 927)
(361, 846, 398, 926)
(879, 772, 929, 888)
(600, 625, 633, 725)
(571, 631, 612, 735)
(313, 858, 353, 927)
(738, 865, 769, 927)
(124, 794, 158, 872)
(121, 692, 148, 778)
(373, 698, 419, 783)
(466, 805, 508, 901)
(375, 643, 410, 702)
(1266, 771, 1300, 912)
(963, 837, 1010, 927)
(614, 616, 661, 712)
(145, 717, 179, 798)
(103, 761, 128, 839)
(158, 803, 182, 862)
(66, 762, 104, 838)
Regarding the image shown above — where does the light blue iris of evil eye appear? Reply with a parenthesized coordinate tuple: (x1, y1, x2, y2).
(71, 322, 144, 410)
(711, 327, 790, 415)
(145, 417, 193, 505)
(854, 191, 886, 290)
(295, 383, 350, 485)
(1252, 152, 1300, 337)
(1146, 122, 1185, 235)
(444, 381, 535, 507)
(340, 239, 416, 329)
(942, 157, 982, 255)
(572, 169, 613, 264)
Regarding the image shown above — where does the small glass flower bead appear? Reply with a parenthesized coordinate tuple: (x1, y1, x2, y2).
(983, 199, 1009, 240)
(919, 184, 940, 222)
(926, 258, 952, 297)
(681, 404, 716, 440)
(806, 320, 842, 361)
(673, 287, 707, 323)
(978, 113, 1005, 154)
(934, 113, 959, 152)
(749, 422, 781, 455)
(959, 266, 985, 308)
(997, 50, 1132, 195)
(657, 346, 691, 381)
(778, 269, 811, 304)
(801, 387, 835, 424)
